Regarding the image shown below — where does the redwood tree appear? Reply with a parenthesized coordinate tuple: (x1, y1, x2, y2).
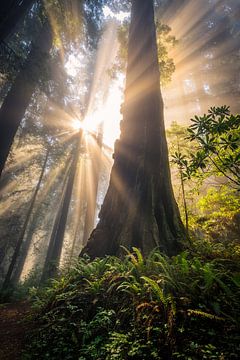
(0, 22, 53, 177)
(41, 133, 82, 282)
(82, 0, 185, 258)
(2, 147, 50, 290)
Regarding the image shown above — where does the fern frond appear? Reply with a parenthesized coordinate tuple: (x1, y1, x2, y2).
(187, 309, 225, 321)
(136, 302, 154, 312)
(141, 276, 168, 305)
(132, 247, 144, 266)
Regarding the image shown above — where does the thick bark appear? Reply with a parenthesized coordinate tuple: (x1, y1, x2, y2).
(0, 0, 35, 43)
(41, 133, 82, 281)
(0, 22, 53, 177)
(81, 0, 185, 258)
(2, 147, 50, 289)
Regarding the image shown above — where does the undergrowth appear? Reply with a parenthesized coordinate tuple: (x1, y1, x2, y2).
(23, 248, 240, 359)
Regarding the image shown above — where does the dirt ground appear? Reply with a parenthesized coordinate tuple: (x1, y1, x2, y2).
(0, 301, 31, 360)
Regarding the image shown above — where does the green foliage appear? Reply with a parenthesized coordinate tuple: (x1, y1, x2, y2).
(190, 185, 240, 259)
(109, 20, 177, 85)
(198, 186, 240, 216)
(23, 249, 240, 359)
(168, 121, 239, 261)
(173, 106, 240, 188)
(156, 21, 178, 85)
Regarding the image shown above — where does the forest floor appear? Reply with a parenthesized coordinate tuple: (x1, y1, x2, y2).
(0, 301, 31, 360)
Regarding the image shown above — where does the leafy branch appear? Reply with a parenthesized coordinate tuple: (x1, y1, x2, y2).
(172, 106, 240, 189)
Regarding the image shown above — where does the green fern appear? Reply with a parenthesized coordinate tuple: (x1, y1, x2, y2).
(141, 276, 169, 306)
(187, 309, 225, 322)
(132, 247, 144, 266)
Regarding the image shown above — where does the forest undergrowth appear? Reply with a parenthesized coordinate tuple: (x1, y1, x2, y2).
(19, 240, 240, 360)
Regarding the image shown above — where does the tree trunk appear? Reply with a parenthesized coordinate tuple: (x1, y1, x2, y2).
(81, 0, 185, 258)
(0, 0, 35, 43)
(41, 133, 82, 282)
(40, 167, 71, 283)
(0, 22, 53, 177)
(2, 147, 50, 290)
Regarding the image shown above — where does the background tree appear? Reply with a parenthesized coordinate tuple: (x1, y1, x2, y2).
(2, 146, 50, 290)
(41, 132, 83, 281)
(0, 0, 107, 284)
(0, 21, 53, 176)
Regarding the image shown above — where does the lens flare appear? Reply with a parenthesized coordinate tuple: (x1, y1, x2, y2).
(72, 119, 82, 131)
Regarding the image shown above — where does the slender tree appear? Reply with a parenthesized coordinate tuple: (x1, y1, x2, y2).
(2, 147, 50, 289)
(81, 0, 185, 258)
(41, 132, 82, 281)
(0, 21, 53, 177)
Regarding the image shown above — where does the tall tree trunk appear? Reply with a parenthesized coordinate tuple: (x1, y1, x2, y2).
(0, 0, 35, 43)
(41, 133, 82, 282)
(81, 0, 185, 258)
(40, 165, 71, 283)
(2, 147, 50, 290)
(0, 22, 53, 177)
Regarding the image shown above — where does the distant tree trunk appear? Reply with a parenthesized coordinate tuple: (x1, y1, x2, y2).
(0, 22, 53, 177)
(41, 133, 82, 282)
(2, 147, 50, 290)
(81, 0, 185, 258)
(0, 0, 35, 43)
(11, 147, 51, 285)
(41, 165, 72, 283)
(69, 217, 82, 267)
(82, 126, 103, 246)
(68, 161, 86, 264)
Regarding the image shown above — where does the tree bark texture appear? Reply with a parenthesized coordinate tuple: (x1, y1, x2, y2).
(81, 0, 185, 258)
(0, 22, 53, 177)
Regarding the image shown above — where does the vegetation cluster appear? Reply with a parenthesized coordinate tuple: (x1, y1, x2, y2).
(23, 245, 240, 359)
